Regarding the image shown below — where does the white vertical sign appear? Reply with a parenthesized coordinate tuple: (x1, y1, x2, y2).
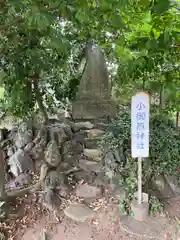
(131, 92, 150, 158)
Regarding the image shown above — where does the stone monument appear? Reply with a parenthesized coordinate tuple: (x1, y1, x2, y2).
(72, 44, 116, 120)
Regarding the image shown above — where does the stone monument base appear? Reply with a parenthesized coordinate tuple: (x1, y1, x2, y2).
(72, 99, 116, 120)
(131, 192, 149, 222)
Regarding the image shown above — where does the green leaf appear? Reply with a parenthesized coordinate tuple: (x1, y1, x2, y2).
(153, 0, 171, 14)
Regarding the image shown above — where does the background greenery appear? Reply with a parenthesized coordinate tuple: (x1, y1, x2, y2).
(0, 0, 179, 122)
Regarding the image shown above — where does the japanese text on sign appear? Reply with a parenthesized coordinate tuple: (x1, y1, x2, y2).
(131, 92, 150, 158)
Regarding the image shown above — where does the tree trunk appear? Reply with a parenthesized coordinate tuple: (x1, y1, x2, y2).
(176, 111, 179, 129)
(33, 79, 49, 122)
(0, 149, 5, 197)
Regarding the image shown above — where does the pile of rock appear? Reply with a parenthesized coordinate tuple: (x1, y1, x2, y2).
(0, 119, 114, 221)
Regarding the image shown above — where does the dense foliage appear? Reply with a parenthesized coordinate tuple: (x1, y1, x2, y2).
(0, 0, 179, 120)
(100, 107, 180, 193)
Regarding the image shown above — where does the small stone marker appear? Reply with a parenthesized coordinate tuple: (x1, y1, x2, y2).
(64, 204, 94, 222)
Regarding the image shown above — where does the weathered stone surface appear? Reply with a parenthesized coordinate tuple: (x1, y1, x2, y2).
(31, 143, 45, 162)
(72, 100, 116, 120)
(79, 159, 101, 173)
(84, 137, 101, 149)
(63, 140, 83, 156)
(24, 142, 35, 152)
(15, 173, 31, 187)
(76, 183, 101, 199)
(64, 204, 94, 222)
(75, 122, 94, 130)
(73, 132, 86, 146)
(8, 149, 34, 177)
(103, 148, 125, 180)
(43, 170, 66, 191)
(94, 122, 109, 130)
(49, 123, 74, 142)
(85, 129, 105, 138)
(45, 140, 61, 167)
(84, 149, 101, 162)
(60, 123, 73, 139)
(93, 171, 110, 187)
(63, 140, 83, 166)
(120, 216, 170, 239)
(165, 175, 180, 194)
(48, 126, 68, 145)
(14, 121, 33, 149)
(73, 171, 96, 184)
(7, 147, 15, 157)
(151, 175, 177, 200)
(58, 162, 72, 172)
(72, 44, 116, 120)
(58, 185, 69, 198)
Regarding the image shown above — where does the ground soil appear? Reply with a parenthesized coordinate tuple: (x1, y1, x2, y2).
(11, 196, 180, 240)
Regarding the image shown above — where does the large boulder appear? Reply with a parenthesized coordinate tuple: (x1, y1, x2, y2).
(14, 121, 33, 149)
(8, 149, 34, 177)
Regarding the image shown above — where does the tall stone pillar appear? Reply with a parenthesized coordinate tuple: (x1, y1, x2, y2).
(72, 44, 116, 120)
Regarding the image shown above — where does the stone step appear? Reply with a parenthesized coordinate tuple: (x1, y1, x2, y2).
(76, 183, 102, 199)
(94, 122, 109, 130)
(79, 159, 101, 173)
(84, 149, 102, 162)
(84, 137, 101, 149)
(85, 129, 105, 138)
(74, 121, 95, 130)
(64, 204, 94, 222)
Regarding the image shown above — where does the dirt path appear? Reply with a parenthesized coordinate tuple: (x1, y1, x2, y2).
(2, 193, 179, 240)
(20, 204, 179, 240)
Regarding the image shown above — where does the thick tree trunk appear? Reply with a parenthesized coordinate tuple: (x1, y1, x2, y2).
(33, 79, 49, 122)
